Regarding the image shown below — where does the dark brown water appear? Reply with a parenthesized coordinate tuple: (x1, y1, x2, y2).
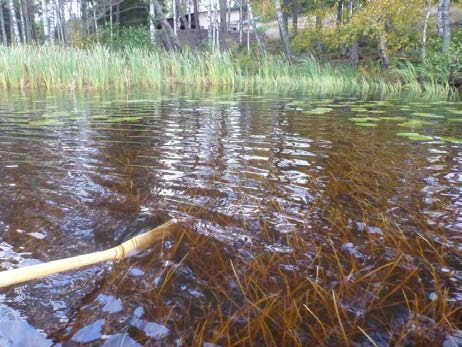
(0, 90, 461, 346)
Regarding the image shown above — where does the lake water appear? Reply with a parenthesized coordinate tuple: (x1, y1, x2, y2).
(0, 89, 461, 345)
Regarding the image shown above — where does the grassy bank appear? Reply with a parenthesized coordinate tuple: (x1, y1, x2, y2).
(0, 45, 456, 97)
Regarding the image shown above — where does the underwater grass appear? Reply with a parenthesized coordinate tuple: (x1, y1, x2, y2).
(0, 45, 458, 98)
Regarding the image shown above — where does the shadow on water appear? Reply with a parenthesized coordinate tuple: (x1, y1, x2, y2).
(0, 88, 461, 345)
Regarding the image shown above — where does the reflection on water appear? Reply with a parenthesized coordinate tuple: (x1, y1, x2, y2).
(0, 89, 461, 344)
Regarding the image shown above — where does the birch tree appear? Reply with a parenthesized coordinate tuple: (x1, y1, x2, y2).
(437, 0, 450, 52)
(152, 0, 181, 51)
(421, 0, 431, 61)
(8, 0, 21, 45)
(0, 1, 7, 46)
(149, 0, 156, 45)
(274, 0, 292, 62)
(248, 2, 264, 55)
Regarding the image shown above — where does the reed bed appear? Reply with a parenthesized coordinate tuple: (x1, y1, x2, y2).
(0, 45, 455, 97)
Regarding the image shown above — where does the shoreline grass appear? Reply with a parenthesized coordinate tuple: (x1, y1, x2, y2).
(0, 45, 457, 98)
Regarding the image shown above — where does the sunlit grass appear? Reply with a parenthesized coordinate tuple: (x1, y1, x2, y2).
(0, 45, 457, 98)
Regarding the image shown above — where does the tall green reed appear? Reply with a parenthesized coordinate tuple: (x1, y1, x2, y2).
(0, 45, 456, 98)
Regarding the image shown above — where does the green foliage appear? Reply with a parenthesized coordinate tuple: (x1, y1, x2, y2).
(89, 24, 153, 50)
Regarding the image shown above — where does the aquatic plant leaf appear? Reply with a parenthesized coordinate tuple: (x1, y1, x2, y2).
(41, 111, 70, 118)
(28, 119, 64, 126)
(398, 120, 431, 128)
(90, 115, 109, 120)
(105, 116, 143, 123)
(397, 132, 433, 141)
(355, 123, 378, 127)
(440, 137, 462, 144)
(447, 118, 462, 123)
(379, 116, 406, 121)
(445, 108, 462, 115)
(411, 112, 444, 119)
(303, 107, 333, 115)
(350, 107, 369, 112)
(348, 117, 380, 122)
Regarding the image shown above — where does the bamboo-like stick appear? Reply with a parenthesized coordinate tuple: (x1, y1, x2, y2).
(0, 220, 175, 288)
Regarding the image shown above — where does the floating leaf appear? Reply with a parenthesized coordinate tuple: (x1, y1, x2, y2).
(303, 107, 333, 115)
(379, 116, 406, 121)
(411, 112, 444, 119)
(91, 115, 110, 120)
(445, 108, 462, 115)
(350, 107, 369, 112)
(349, 117, 380, 122)
(28, 119, 64, 126)
(105, 116, 143, 123)
(398, 120, 431, 128)
(42, 111, 70, 118)
(440, 136, 462, 144)
(355, 123, 378, 127)
(448, 118, 462, 123)
(397, 132, 433, 141)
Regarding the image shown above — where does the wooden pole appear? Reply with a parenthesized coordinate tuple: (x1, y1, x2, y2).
(0, 220, 175, 288)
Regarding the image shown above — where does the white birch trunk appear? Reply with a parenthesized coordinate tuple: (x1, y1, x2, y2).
(421, 3, 431, 61)
(437, 0, 450, 52)
(207, 0, 212, 43)
(248, 2, 264, 55)
(149, 0, 156, 45)
(18, 0, 25, 43)
(274, 0, 292, 62)
(214, 0, 219, 50)
(246, 3, 249, 52)
(173, 0, 177, 35)
(0, 1, 8, 46)
(239, 0, 242, 44)
(8, 0, 21, 45)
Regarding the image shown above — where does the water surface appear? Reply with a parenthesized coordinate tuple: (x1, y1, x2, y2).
(0, 89, 461, 345)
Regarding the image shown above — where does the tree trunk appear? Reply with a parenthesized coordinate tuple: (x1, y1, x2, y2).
(116, 2, 120, 27)
(192, 0, 199, 29)
(348, 0, 359, 64)
(81, 0, 87, 35)
(18, 0, 26, 43)
(292, 0, 300, 35)
(282, 0, 289, 35)
(8, 0, 21, 45)
(172, 0, 177, 35)
(153, 0, 181, 51)
(422, 2, 431, 61)
(315, 15, 322, 52)
(214, 0, 219, 50)
(23, 0, 32, 42)
(437, 0, 450, 52)
(248, 2, 264, 55)
(227, 0, 231, 32)
(246, 0, 250, 52)
(377, 32, 391, 67)
(0, 2, 8, 46)
(336, 0, 343, 27)
(149, 0, 156, 45)
(219, 0, 226, 33)
(274, 0, 292, 62)
(207, 0, 212, 43)
(176, 0, 189, 30)
(239, 0, 243, 44)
